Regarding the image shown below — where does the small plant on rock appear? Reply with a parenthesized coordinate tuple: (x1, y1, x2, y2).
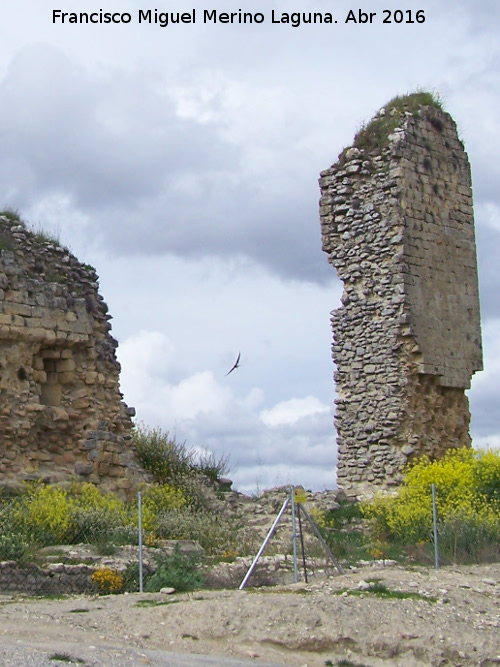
(0, 207, 25, 224)
(133, 424, 195, 483)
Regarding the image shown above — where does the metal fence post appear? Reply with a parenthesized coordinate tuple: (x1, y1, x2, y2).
(239, 492, 291, 590)
(291, 486, 298, 583)
(138, 491, 144, 592)
(432, 483, 440, 571)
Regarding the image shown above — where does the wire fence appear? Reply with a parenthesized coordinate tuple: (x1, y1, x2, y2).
(0, 489, 333, 596)
(0, 491, 153, 596)
(424, 483, 500, 568)
(0, 484, 497, 596)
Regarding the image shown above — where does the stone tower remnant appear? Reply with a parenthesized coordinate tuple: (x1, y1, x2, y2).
(319, 93, 483, 498)
(0, 214, 145, 497)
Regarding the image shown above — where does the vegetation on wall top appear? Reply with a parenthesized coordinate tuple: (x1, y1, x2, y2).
(352, 91, 444, 153)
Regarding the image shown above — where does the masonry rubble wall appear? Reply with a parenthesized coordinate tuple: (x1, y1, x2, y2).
(319, 97, 483, 498)
(0, 216, 146, 497)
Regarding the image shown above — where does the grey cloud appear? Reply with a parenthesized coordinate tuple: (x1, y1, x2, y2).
(93, 180, 331, 283)
(470, 375, 500, 440)
(0, 45, 237, 207)
(476, 218, 500, 320)
(470, 395, 500, 438)
(0, 43, 331, 283)
(179, 406, 336, 470)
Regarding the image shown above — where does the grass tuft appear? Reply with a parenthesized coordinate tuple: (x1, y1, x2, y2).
(334, 581, 437, 602)
(353, 91, 443, 153)
(135, 598, 180, 607)
(30, 223, 62, 247)
(49, 653, 85, 664)
(0, 208, 25, 224)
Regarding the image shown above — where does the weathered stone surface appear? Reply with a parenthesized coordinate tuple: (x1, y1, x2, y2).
(0, 216, 146, 497)
(319, 96, 483, 498)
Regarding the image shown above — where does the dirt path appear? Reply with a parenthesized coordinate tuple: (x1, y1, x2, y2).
(0, 562, 498, 666)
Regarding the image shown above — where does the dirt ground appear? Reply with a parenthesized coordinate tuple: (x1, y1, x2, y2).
(0, 561, 499, 667)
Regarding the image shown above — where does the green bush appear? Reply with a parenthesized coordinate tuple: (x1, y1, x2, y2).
(311, 502, 375, 564)
(196, 450, 231, 485)
(138, 484, 187, 533)
(69, 483, 130, 542)
(132, 423, 230, 495)
(1, 482, 134, 548)
(438, 512, 500, 563)
(0, 476, 238, 560)
(133, 424, 195, 483)
(0, 533, 32, 562)
(153, 507, 239, 556)
(122, 561, 141, 592)
(145, 547, 205, 592)
(0, 208, 25, 224)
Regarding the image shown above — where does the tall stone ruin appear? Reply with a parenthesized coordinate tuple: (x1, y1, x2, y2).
(0, 215, 145, 497)
(319, 94, 483, 498)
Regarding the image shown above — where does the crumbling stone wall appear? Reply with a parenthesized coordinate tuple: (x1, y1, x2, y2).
(0, 215, 145, 497)
(319, 95, 483, 498)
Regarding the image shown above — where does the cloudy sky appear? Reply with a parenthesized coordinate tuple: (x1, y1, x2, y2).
(1, 0, 498, 493)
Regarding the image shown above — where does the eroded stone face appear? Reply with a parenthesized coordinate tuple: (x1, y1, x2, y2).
(319, 100, 483, 498)
(0, 217, 145, 497)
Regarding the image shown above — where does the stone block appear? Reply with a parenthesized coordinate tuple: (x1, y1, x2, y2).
(97, 462, 110, 475)
(48, 407, 70, 421)
(75, 462, 93, 475)
(72, 398, 90, 409)
(41, 349, 61, 360)
(56, 359, 76, 372)
(40, 383, 62, 407)
(59, 371, 77, 385)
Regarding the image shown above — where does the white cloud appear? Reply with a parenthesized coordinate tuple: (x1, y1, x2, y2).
(478, 203, 500, 233)
(472, 435, 500, 451)
(118, 330, 233, 422)
(119, 330, 176, 377)
(116, 321, 338, 493)
(261, 396, 330, 427)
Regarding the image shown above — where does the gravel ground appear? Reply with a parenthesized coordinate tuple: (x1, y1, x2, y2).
(0, 562, 499, 667)
(0, 642, 288, 666)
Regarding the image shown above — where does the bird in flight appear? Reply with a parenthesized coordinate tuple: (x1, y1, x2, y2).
(225, 352, 241, 376)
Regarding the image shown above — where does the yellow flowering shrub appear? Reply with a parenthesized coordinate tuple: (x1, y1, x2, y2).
(138, 484, 187, 532)
(7, 482, 133, 546)
(92, 567, 124, 594)
(309, 507, 326, 527)
(221, 548, 239, 562)
(72, 483, 127, 517)
(473, 449, 500, 502)
(69, 482, 130, 539)
(11, 484, 74, 544)
(362, 448, 500, 545)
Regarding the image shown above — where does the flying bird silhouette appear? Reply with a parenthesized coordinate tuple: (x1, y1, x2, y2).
(225, 352, 241, 376)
